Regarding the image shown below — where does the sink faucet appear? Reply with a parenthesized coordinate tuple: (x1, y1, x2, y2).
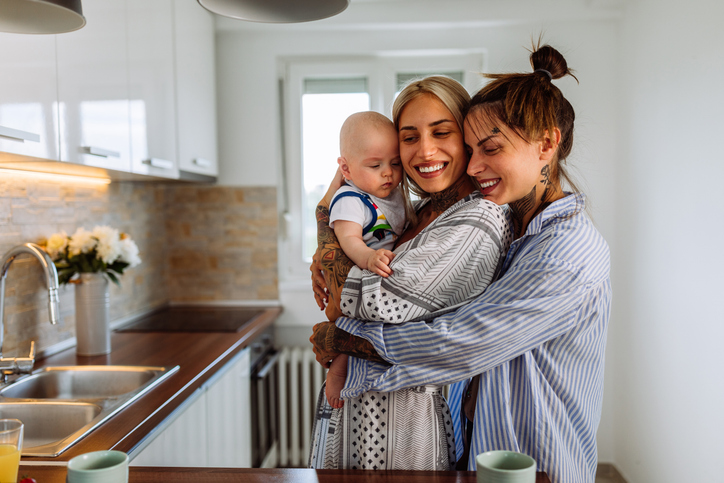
(0, 243, 60, 379)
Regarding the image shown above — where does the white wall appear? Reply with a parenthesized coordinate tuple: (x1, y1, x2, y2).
(612, 0, 724, 482)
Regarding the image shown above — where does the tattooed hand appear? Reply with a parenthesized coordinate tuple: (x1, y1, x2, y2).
(309, 321, 390, 368)
(310, 248, 329, 311)
(310, 321, 339, 368)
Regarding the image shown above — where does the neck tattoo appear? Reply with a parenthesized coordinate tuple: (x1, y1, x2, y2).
(509, 186, 536, 237)
(429, 176, 471, 214)
(510, 164, 561, 238)
(536, 165, 554, 217)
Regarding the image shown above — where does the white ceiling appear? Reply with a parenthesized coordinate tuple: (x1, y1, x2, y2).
(213, 0, 625, 32)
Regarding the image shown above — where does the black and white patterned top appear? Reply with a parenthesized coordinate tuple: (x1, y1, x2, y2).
(340, 191, 512, 324)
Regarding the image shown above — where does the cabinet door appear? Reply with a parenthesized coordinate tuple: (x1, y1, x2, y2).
(174, 0, 219, 177)
(206, 348, 252, 467)
(0, 33, 59, 161)
(56, 0, 131, 172)
(127, 0, 179, 179)
(131, 388, 209, 467)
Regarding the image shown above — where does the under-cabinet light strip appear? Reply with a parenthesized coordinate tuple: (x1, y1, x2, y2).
(0, 168, 111, 185)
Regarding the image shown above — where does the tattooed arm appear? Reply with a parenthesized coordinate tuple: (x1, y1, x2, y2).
(309, 171, 386, 368)
(315, 204, 353, 320)
(310, 321, 389, 368)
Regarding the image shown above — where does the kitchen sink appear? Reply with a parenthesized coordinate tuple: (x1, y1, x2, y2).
(0, 401, 101, 453)
(0, 365, 179, 456)
(0, 366, 162, 400)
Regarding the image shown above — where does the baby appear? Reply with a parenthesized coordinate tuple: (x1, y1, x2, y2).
(325, 111, 407, 408)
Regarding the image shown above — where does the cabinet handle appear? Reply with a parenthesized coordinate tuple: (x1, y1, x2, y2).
(253, 351, 279, 380)
(142, 158, 175, 170)
(83, 146, 120, 158)
(0, 126, 40, 143)
(193, 158, 211, 168)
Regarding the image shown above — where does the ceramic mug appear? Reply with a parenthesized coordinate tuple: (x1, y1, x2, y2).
(67, 450, 129, 483)
(476, 450, 537, 483)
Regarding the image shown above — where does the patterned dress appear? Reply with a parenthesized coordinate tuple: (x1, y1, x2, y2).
(309, 191, 512, 470)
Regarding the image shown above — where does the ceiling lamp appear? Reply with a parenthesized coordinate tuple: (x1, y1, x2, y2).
(197, 0, 349, 23)
(0, 0, 85, 34)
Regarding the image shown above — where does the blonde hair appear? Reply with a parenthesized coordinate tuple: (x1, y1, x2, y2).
(392, 75, 471, 201)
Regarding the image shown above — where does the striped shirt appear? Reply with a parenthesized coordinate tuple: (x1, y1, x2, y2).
(337, 193, 611, 483)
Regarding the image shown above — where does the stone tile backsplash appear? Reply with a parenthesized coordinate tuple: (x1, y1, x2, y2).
(0, 171, 278, 357)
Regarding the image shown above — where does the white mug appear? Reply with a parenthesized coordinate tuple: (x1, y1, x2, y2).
(476, 450, 536, 483)
(67, 450, 129, 483)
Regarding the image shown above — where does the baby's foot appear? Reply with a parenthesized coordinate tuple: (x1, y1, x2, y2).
(325, 374, 345, 408)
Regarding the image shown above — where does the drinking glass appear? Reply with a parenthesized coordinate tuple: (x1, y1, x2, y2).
(0, 419, 23, 483)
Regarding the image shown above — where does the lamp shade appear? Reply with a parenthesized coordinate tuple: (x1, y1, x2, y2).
(197, 0, 349, 23)
(0, 0, 85, 34)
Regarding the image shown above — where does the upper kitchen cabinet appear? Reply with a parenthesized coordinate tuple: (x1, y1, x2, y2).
(0, 34, 59, 161)
(127, 0, 179, 179)
(174, 0, 219, 178)
(56, 0, 132, 172)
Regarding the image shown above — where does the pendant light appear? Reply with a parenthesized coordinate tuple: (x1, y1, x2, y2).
(197, 0, 349, 23)
(0, 0, 85, 34)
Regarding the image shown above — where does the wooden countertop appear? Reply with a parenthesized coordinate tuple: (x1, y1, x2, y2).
(19, 467, 553, 482)
(21, 306, 282, 462)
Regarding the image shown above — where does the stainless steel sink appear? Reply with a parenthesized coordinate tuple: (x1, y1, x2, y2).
(0, 365, 179, 457)
(0, 401, 101, 453)
(0, 366, 161, 400)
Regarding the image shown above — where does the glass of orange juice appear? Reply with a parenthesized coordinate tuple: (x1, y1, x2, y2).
(0, 419, 22, 483)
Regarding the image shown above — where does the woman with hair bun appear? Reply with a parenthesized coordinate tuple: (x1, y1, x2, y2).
(311, 44, 611, 482)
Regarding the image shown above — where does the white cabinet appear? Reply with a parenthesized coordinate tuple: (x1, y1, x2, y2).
(174, 0, 219, 178)
(0, 0, 217, 181)
(0, 33, 59, 161)
(206, 347, 252, 467)
(127, 0, 179, 179)
(131, 347, 251, 467)
(56, 0, 132, 172)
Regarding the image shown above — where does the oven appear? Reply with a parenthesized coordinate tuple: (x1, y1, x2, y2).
(249, 326, 279, 468)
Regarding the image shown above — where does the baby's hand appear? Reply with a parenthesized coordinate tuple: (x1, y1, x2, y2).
(367, 249, 395, 277)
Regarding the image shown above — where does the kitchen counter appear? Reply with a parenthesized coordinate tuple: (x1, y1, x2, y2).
(18, 467, 553, 482)
(21, 305, 282, 462)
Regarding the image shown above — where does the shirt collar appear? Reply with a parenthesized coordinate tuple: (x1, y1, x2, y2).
(506, 192, 587, 237)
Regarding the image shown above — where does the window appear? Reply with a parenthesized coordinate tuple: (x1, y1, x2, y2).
(280, 53, 485, 281)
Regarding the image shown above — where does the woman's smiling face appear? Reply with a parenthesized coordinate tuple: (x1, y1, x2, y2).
(397, 94, 468, 194)
(464, 107, 548, 206)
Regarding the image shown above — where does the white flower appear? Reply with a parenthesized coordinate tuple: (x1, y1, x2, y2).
(68, 228, 97, 256)
(93, 225, 122, 264)
(45, 232, 68, 259)
(119, 236, 141, 267)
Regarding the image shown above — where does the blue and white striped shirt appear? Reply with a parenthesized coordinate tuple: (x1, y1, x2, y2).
(337, 193, 611, 483)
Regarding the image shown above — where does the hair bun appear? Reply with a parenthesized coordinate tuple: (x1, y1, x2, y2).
(530, 44, 575, 81)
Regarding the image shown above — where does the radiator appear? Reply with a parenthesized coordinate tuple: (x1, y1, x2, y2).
(277, 346, 326, 468)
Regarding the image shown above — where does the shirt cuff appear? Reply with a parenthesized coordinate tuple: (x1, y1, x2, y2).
(336, 315, 364, 336)
(340, 356, 389, 399)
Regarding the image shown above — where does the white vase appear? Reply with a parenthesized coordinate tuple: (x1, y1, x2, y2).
(74, 272, 111, 356)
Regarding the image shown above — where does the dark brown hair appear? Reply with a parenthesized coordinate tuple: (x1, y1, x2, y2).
(468, 43, 579, 192)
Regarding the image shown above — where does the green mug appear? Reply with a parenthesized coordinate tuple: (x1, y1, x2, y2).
(476, 450, 536, 483)
(67, 450, 129, 483)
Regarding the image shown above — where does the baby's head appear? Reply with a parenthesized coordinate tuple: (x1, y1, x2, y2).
(338, 111, 402, 199)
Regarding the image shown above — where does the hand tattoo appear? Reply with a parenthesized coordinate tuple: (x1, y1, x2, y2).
(333, 326, 389, 365)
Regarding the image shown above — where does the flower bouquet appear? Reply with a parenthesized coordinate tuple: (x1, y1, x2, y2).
(44, 225, 142, 285)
